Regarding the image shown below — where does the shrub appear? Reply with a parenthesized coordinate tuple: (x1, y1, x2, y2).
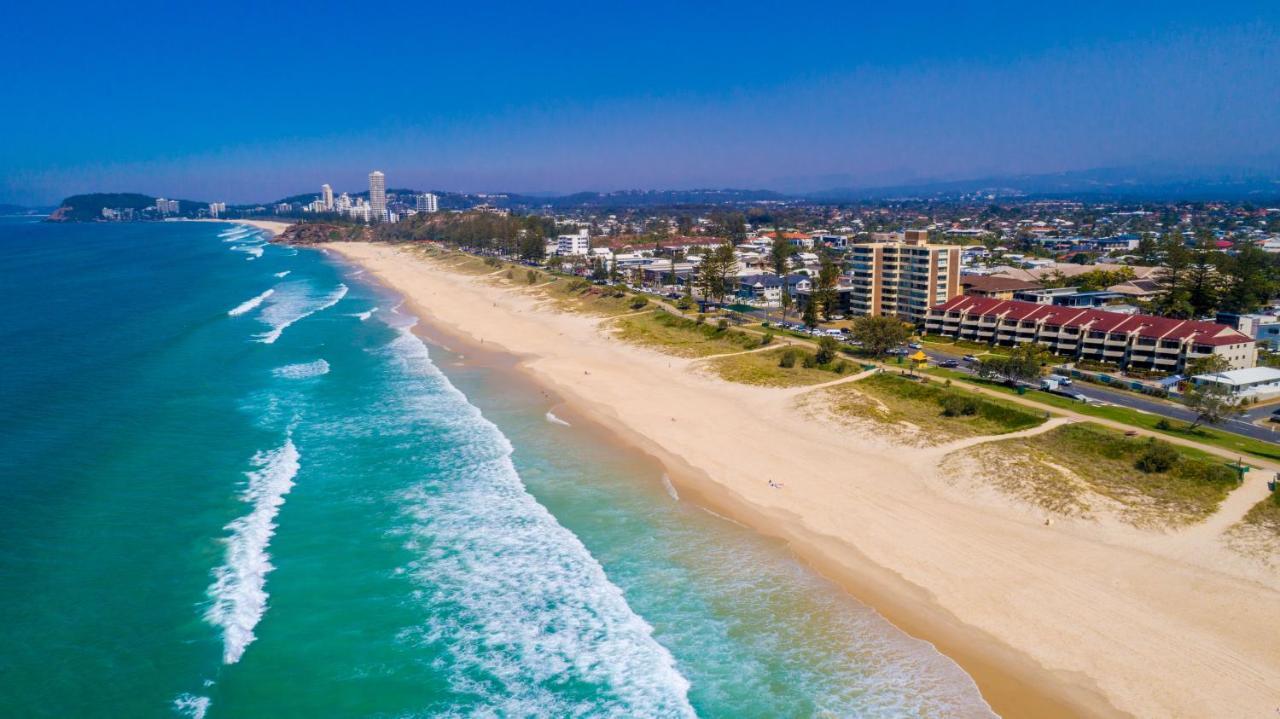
(801, 354, 818, 369)
(716, 318, 729, 332)
(761, 332, 774, 346)
(940, 393, 979, 417)
(505, 269, 514, 279)
(1134, 439, 1180, 473)
(484, 256, 501, 267)
(630, 296, 649, 310)
(696, 314, 707, 325)
(526, 270, 538, 284)
(676, 296, 693, 310)
(1154, 418, 1172, 431)
(834, 360, 849, 374)
(779, 349, 798, 368)
(815, 336, 839, 365)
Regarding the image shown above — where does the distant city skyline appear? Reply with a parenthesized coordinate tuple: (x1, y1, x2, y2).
(1, 2, 1278, 205)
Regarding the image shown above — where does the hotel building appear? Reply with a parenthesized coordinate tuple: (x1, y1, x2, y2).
(848, 229, 961, 322)
(416, 192, 439, 212)
(924, 296, 1257, 371)
(368, 171, 387, 222)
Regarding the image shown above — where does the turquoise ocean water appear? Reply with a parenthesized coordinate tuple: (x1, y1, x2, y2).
(0, 217, 995, 718)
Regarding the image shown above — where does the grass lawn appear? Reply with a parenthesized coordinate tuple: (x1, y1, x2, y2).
(612, 310, 764, 357)
(706, 346, 856, 387)
(949, 423, 1241, 525)
(923, 367, 1280, 462)
(820, 373, 1046, 444)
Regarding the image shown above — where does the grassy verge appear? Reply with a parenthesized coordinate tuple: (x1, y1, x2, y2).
(947, 423, 1240, 525)
(1241, 492, 1280, 536)
(612, 310, 764, 357)
(538, 278, 641, 316)
(707, 346, 857, 387)
(820, 373, 1045, 443)
(923, 367, 1280, 462)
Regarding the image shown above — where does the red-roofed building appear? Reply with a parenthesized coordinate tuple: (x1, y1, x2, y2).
(924, 297, 1256, 371)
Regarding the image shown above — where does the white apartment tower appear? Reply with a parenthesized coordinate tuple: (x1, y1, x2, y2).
(321, 183, 334, 211)
(416, 192, 439, 213)
(368, 170, 387, 222)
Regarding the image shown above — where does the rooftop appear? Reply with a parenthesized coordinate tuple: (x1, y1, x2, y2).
(931, 296, 1253, 346)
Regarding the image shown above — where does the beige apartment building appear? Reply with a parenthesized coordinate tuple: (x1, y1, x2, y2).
(924, 296, 1257, 371)
(849, 230, 961, 322)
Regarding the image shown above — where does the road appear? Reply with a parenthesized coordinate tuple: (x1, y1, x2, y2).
(916, 346, 1280, 445)
(644, 292, 1280, 446)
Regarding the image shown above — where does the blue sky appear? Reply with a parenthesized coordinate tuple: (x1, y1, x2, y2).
(2, 1, 1278, 204)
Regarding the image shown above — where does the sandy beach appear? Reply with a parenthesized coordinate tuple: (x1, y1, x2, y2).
(324, 240, 1280, 718)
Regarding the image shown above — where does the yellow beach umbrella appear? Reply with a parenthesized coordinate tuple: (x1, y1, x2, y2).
(909, 350, 928, 363)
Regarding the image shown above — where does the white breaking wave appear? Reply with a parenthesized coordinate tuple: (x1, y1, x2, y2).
(172, 694, 210, 719)
(231, 244, 265, 259)
(273, 270, 291, 278)
(204, 436, 300, 664)
(254, 283, 348, 344)
(378, 324, 695, 717)
(351, 307, 378, 321)
(272, 359, 330, 379)
(227, 288, 274, 317)
(660, 473, 680, 501)
(544, 411, 571, 427)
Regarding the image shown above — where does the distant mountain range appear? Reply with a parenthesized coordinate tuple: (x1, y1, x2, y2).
(35, 164, 1280, 220)
(800, 165, 1280, 202)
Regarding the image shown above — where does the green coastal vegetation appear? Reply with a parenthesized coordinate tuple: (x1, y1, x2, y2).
(1239, 492, 1280, 538)
(821, 373, 1045, 443)
(612, 310, 763, 357)
(922, 365, 1280, 462)
(948, 423, 1241, 525)
(706, 340, 858, 387)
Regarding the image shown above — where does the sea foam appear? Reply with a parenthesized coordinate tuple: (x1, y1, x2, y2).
(172, 693, 210, 719)
(544, 411, 571, 427)
(379, 323, 695, 716)
(227, 289, 274, 317)
(204, 436, 300, 664)
(272, 359, 330, 379)
(254, 283, 348, 344)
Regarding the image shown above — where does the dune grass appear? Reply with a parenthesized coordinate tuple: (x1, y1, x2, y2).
(1241, 492, 1280, 536)
(612, 310, 764, 357)
(823, 373, 1046, 443)
(950, 423, 1240, 525)
(707, 346, 856, 387)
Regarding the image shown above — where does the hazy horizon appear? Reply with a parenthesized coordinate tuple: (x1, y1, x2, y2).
(2, 2, 1278, 205)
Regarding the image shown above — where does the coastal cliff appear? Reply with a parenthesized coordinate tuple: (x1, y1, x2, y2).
(275, 222, 373, 246)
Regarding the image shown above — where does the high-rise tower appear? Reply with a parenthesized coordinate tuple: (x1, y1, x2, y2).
(321, 183, 334, 211)
(368, 171, 386, 222)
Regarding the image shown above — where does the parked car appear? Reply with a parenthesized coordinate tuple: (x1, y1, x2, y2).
(1270, 408, 1280, 422)
(963, 354, 978, 362)
(908, 342, 922, 349)
(938, 359, 960, 368)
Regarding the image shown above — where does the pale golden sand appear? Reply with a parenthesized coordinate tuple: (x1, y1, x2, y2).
(327, 241, 1280, 718)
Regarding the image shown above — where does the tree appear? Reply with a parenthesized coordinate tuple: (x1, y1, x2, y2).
(815, 336, 840, 365)
(1135, 233, 1160, 265)
(814, 253, 841, 320)
(976, 343, 1047, 385)
(1186, 354, 1230, 377)
(850, 315, 911, 357)
(695, 242, 736, 306)
(802, 296, 819, 328)
(1152, 230, 1193, 318)
(1186, 231, 1221, 317)
(769, 238, 796, 321)
(1183, 381, 1243, 430)
(1220, 244, 1276, 313)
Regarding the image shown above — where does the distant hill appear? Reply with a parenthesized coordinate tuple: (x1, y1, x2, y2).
(47, 193, 206, 221)
(503, 188, 789, 209)
(807, 165, 1280, 202)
